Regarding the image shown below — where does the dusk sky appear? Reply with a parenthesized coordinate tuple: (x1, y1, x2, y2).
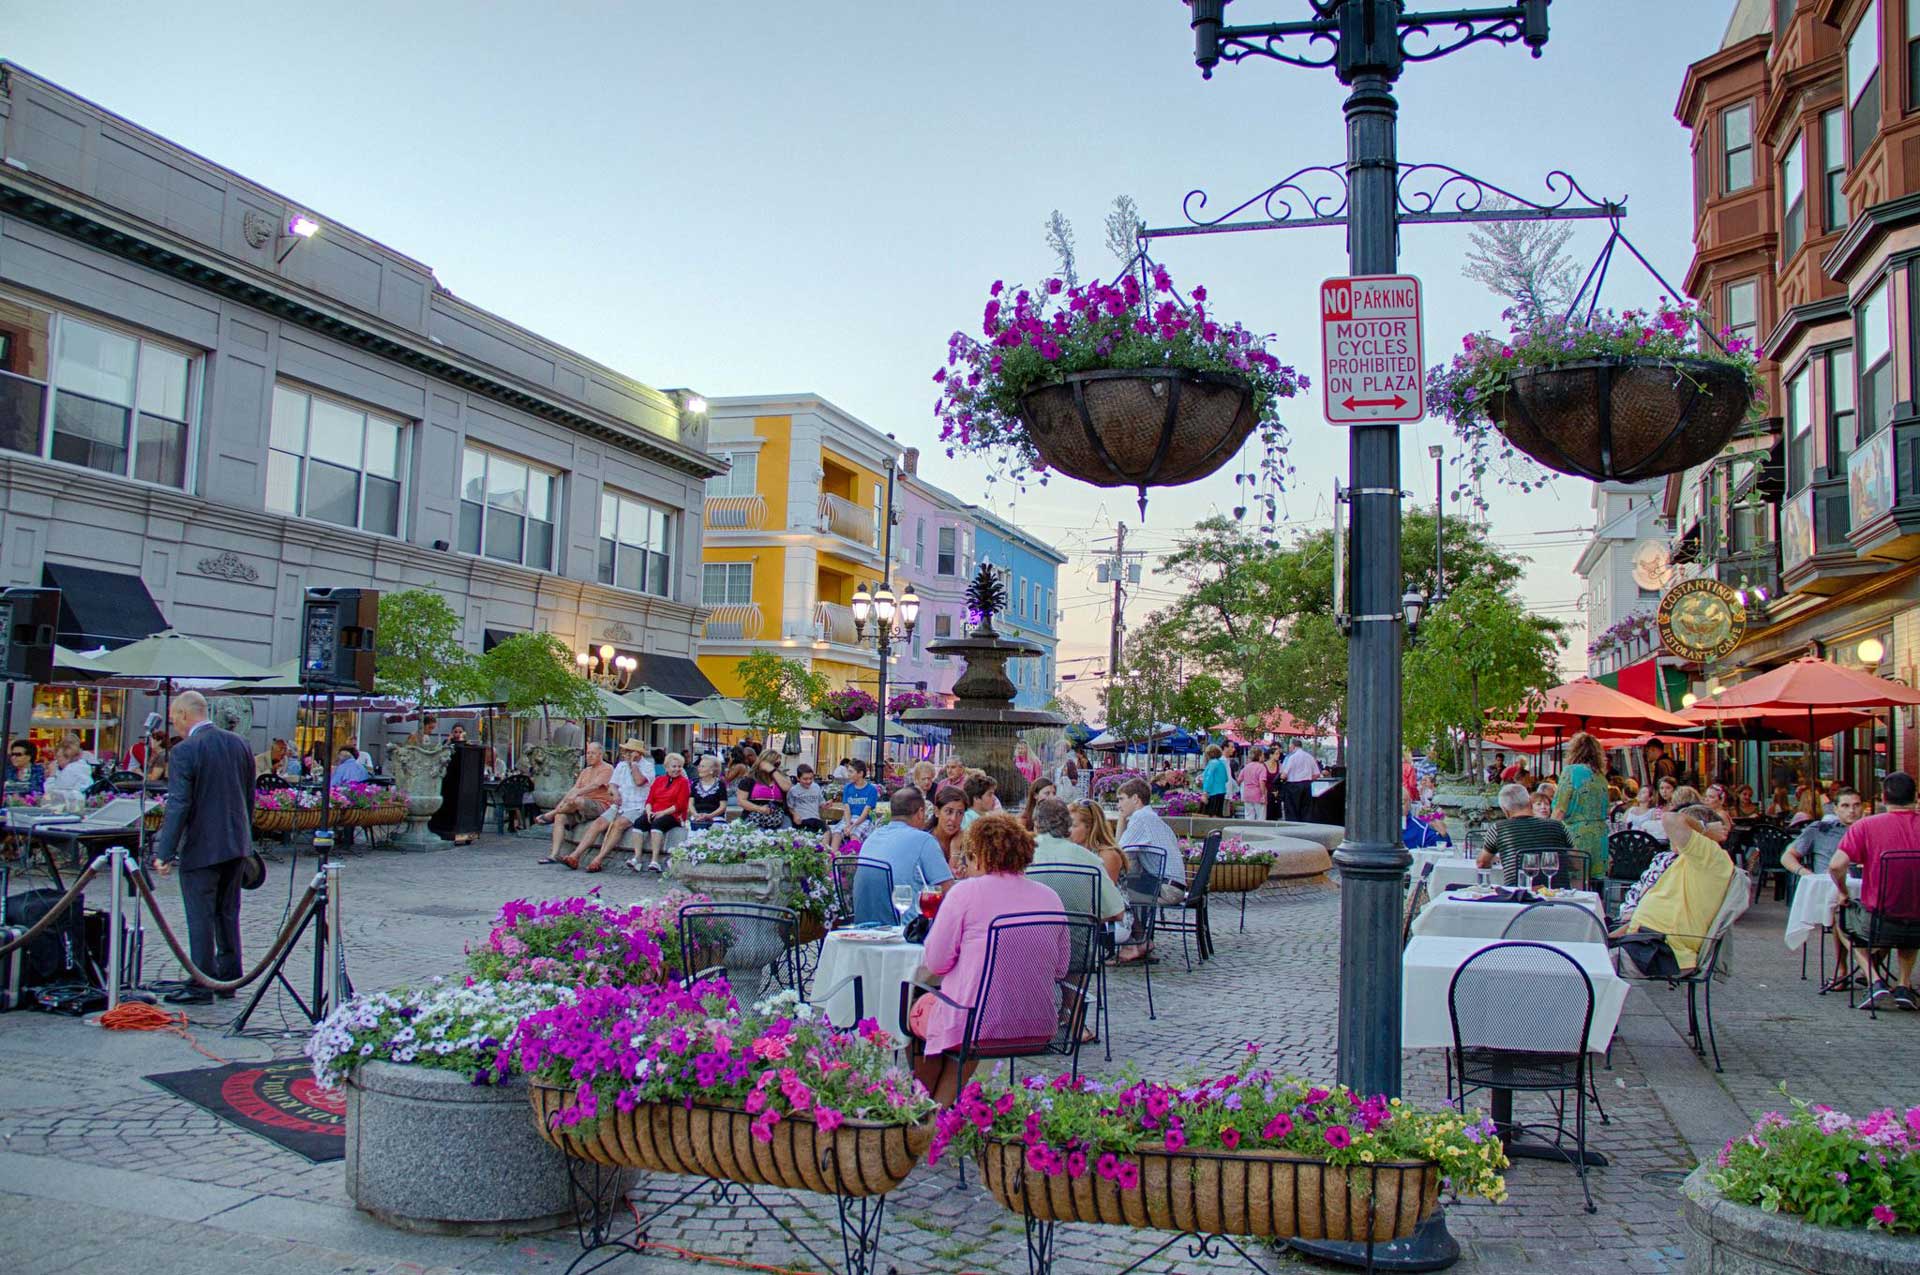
(3, 1, 1736, 712)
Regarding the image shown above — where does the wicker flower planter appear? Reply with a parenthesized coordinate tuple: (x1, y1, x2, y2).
(254, 809, 298, 835)
(794, 911, 827, 946)
(1190, 861, 1269, 894)
(1018, 369, 1256, 493)
(975, 1138, 1439, 1243)
(529, 1085, 933, 1198)
(1487, 356, 1749, 483)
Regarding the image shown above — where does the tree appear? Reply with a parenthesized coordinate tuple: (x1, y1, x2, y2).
(374, 589, 482, 708)
(1460, 196, 1584, 320)
(1402, 581, 1565, 776)
(1263, 612, 1348, 745)
(1104, 195, 1144, 266)
(478, 632, 601, 729)
(736, 652, 828, 742)
(1044, 210, 1078, 288)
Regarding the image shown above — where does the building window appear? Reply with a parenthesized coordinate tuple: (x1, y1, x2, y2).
(1046, 588, 1054, 626)
(1827, 346, 1859, 471)
(705, 450, 758, 498)
(701, 562, 753, 606)
(1017, 576, 1027, 618)
(1850, 1, 1882, 165)
(1694, 141, 1710, 219)
(937, 526, 957, 575)
(1723, 280, 1759, 348)
(597, 490, 674, 597)
(1787, 364, 1814, 492)
(933, 612, 952, 662)
(459, 446, 558, 570)
(911, 631, 922, 659)
(1821, 108, 1849, 229)
(268, 384, 404, 535)
(1858, 281, 1893, 442)
(1722, 103, 1755, 192)
(0, 305, 198, 490)
(1781, 133, 1806, 261)
(914, 518, 925, 569)
(1908, 0, 1920, 111)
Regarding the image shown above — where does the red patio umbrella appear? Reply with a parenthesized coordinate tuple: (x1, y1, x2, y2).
(1500, 677, 1695, 732)
(1709, 656, 1920, 711)
(1680, 702, 1872, 740)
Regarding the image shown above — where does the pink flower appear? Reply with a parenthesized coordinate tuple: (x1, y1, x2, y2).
(1220, 1128, 1242, 1150)
(1115, 1162, 1141, 1190)
(1096, 1153, 1121, 1180)
(750, 1034, 792, 1061)
(1164, 1127, 1187, 1153)
(815, 1106, 844, 1135)
(750, 1110, 780, 1143)
(1262, 1113, 1294, 1140)
(1872, 1204, 1897, 1227)
(1324, 1125, 1352, 1149)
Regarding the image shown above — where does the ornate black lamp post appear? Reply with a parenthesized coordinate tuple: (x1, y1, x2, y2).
(850, 577, 919, 773)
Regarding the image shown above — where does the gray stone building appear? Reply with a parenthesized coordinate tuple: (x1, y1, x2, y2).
(0, 63, 719, 757)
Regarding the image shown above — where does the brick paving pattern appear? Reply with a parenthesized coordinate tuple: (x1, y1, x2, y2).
(0, 832, 1913, 1273)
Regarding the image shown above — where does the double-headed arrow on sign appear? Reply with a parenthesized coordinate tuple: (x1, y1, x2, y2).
(1339, 394, 1408, 412)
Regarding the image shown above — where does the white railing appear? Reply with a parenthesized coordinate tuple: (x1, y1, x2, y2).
(814, 601, 859, 645)
(817, 493, 876, 548)
(702, 603, 764, 641)
(704, 494, 767, 530)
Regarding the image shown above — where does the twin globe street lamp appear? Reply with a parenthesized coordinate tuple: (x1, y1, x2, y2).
(850, 580, 920, 770)
(576, 643, 636, 692)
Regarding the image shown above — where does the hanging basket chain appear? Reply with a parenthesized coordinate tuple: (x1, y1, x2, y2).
(1563, 214, 1738, 357)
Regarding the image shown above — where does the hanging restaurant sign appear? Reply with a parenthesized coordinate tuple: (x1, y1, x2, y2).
(1657, 578, 1747, 663)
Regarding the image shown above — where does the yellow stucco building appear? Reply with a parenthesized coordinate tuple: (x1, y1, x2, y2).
(697, 396, 902, 702)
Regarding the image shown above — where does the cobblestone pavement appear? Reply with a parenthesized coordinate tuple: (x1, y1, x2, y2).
(1, 833, 1913, 1274)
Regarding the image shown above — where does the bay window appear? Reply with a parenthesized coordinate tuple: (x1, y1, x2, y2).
(1828, 347, 1859, 471)
(1850, 1, 1881, 165)
(1723, 280, 1759, 349)
(459, 446, 558, 570)
(267, 385, 404, 535)
(1781, 133, 1806, 261)
(597, 489, 674, 597)
(1722, 103, 1755, 192)
(1786, 364, 1813, 491)
(1857, 281, 1892, 442)
(937, 526, 957, 575)
(1822, 109, 1849, 230)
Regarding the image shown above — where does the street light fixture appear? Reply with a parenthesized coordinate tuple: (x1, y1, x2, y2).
(1401, 587, 1427, 636)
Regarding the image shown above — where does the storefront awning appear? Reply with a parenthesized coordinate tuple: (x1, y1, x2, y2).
(41, 563, 167, 651)
(631, 652, 719, 703)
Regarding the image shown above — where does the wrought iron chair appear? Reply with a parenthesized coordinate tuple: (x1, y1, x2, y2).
(1746, 825, 1796, 905)
(1111, 845, 1173, 1020)
(494, 774, 533, 834)
(1448, 941, 1600, 1213)
(1026, 864, 1114, 1061)
(107, 769, 146, 792)
(829, 856, 896, 929)
(1502, 900, 1609, 945)
(1602, 829, 1662, 924)
(898, 910, 1101, 1082)
(1402, 860, 1435, 944)
(1843, 850, 1920, 1021)
(1159, 831, 1222, 968)
(676, 902, 801, 1000)
(1612, 868, 1750, 1071)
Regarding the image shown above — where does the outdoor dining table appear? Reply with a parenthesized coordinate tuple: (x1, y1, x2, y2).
(810, 927, 924, 1046)
(1402, 933, 1627, 1166)
(1784, 872, 1861, 951)
(1408, 887, 1607, 940)
(1407, 847, 1496, 896)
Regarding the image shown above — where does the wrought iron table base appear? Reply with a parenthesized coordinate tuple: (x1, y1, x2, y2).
(1024, 1215, 1402, 1275)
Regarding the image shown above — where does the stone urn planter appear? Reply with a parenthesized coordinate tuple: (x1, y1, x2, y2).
(386, 740, 450, 847)
(526, 742, 582, 811)
(668, 858, 793, 908)
(1680, 1165, 1919, 1275)
(344, 1062, 629, 1236)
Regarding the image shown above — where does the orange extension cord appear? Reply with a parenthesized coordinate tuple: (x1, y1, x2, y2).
(91, 1001, 229, 1063)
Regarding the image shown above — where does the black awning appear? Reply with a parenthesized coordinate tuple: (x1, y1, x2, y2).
(482, 627, 523, 652)
(632, 652, 718, 703)
(41, 563, 167, 651)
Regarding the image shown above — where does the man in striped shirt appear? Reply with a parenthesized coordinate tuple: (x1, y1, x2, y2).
(1476, 783, 1576, 886)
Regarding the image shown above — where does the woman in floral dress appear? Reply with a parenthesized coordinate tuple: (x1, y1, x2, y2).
(1551, 731, 1611, 879)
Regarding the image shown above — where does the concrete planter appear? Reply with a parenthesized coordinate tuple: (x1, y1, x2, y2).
(1681, 1165, 1920, 1274)
(386, 741, 450, 846)
(669, 858, 792, 907)
(345, 1062, 629, 1235)
(527, 743, 582, 810)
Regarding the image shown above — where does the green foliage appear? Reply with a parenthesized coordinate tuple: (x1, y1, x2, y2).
(374, 589, 481, 708)
(1402, 583, 1564, 754)
(735, 652, 828, 740)
(1708, 1091, 1920, 1233)
(1102, 621, 1223, 740)
(478, 633, 602, 723)
(1264, 613, 1348, 739)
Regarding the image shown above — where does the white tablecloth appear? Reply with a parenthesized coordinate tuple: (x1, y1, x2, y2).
(1784, 874, 1859, 950)
(1409, 890, 1606, 940)
(811, 931, 924, 1044)
(1408, 849, 1497, 897)
(1402, 936, 1628, 1052)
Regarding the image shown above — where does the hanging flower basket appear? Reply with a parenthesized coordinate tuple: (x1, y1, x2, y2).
(975, 1137, 1439, 1242)
(529, 1085, 933, 1197)
(1487, 355, 1751, 483)
(1199, 861, 1270, 894)
(936, 268, 1306, 514)
(1017, 368, 1259, 493)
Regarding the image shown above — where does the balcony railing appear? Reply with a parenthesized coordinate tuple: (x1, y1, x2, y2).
(704, 494, 767, 531)
(814, 601, 859, 645)
(701, 603, 764, 641)
(817, 493, 876, 548)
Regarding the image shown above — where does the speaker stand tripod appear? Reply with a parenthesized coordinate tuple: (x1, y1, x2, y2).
(227, 855, 349, 1037)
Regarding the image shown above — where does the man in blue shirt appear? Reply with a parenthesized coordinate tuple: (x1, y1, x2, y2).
(827, 758, 882, 852)
(330, 745, 370, 786)
(849, 788, 951, 924)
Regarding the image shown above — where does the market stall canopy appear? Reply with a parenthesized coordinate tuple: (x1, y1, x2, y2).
(53, 645, 106, 676)
(621, 685, 709, 721)
(1086, 723, 1178, 749)
(1504, 677, 1694, 731)
(209, 659, 412, 710)
(83, 630, 277, 687)
(685, 695, 757, 730)
(834, 713, 930, 740)
(1484, 724, 1649, 752)
(1708, 656, 1920, 711)
(41, 563, 167, 652)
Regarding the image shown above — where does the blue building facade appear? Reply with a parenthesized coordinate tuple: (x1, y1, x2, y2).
(969, 508, 1064, 710)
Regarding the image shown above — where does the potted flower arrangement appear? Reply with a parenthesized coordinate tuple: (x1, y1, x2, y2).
(1683, 1095, 1920, 1271)
(1183, 834, 1275, 893)
(1155, 788, 1206, 818)
(307, 977, 612, 1235)
(253, 785, 324, 834)
(886, 690, 931, 716)
(517, 985, 937, 1198)
(819, 687, 879, 723)
(930, 1047, 1505, 1244)
(935, 267, 1307, 513)
(465, 893, 701, 988)
(332, 780, 408, 829)
(1427, 300, 1759, 490)
(1090, 766, 1147, 802)
(673, 821, 835, 938)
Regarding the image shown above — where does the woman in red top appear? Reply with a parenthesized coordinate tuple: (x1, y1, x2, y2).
(640, 752, 691, 872)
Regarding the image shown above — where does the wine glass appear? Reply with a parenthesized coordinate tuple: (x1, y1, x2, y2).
(1520, 853, 1542, 890)
(891, 884, 915, 927)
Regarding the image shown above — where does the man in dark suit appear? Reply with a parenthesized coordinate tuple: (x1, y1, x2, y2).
(150, 690, 256, 1005)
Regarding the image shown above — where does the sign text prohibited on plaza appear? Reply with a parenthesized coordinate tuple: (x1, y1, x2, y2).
(1320, 275, 1425, 425)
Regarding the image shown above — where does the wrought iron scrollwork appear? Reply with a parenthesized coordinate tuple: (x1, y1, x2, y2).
(1400, 8, 1545, 63)
(1179, 164, 1351, 233)
(1212, 26, 1342, 71)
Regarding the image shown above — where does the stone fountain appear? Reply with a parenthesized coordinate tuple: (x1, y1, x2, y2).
(904, 563, 1062, 804)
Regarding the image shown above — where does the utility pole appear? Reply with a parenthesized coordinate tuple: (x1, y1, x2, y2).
(1109, 521, 1126, 686)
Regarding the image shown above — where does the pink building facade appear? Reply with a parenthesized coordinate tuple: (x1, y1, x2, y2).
(887, 450, 975, 707)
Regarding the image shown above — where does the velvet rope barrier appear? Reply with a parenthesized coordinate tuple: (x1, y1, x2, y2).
(126, 867, 325, 994)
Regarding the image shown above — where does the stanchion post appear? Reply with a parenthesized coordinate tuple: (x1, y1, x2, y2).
(324, 859, 345, 1012)
(106, 844, 128, 1012)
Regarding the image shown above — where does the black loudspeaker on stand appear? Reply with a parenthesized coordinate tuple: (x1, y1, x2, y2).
(300, 588, 377, 693)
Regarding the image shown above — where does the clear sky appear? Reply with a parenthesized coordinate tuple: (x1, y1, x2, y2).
(2, 0, 1736, 713)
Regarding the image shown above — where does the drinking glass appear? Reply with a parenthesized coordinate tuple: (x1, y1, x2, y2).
(891, 884, 915, 926)
(1520, 853, 1542, 889)
(919, 889, 942, 920)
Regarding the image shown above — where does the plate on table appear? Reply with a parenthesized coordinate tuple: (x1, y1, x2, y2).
(836, 926, 906, 943)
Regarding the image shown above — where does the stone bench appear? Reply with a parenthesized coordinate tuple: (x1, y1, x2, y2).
(557, 818, 690, 858)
